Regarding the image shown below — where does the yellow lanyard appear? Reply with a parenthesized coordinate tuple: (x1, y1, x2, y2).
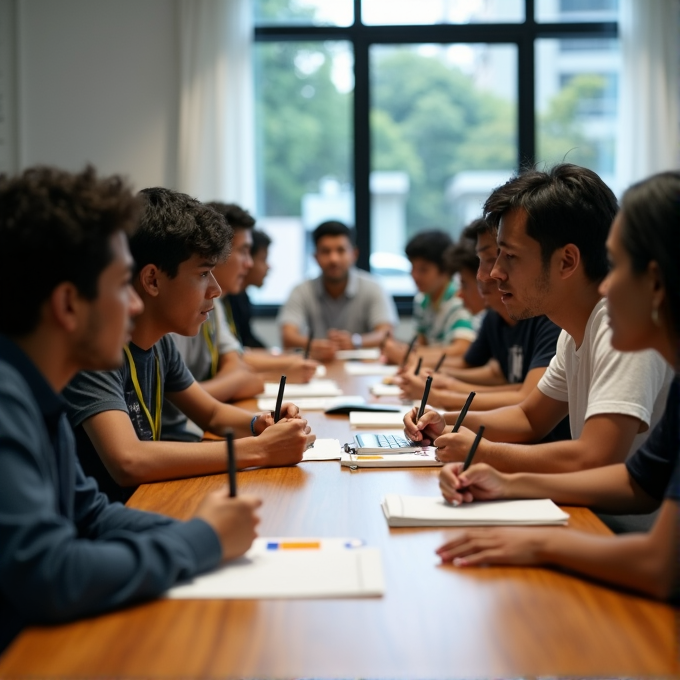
(202, 315, 219, 378)
(223, 298, 239, 340)
(123, 344, 162, 441)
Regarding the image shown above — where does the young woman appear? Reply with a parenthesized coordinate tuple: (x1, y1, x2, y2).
(436, 171, 680, 600)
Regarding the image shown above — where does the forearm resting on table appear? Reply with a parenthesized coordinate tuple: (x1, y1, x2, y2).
(431, 387, 526, 412)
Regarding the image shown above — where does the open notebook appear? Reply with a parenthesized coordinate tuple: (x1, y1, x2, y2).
(381, 495, 570, 527)
(349, 410, 409, 428)
(259, 380, 343, 399)
(341, 449, 442, 469)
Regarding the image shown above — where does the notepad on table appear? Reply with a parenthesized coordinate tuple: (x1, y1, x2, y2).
(167, 537, 384, 599)
(344, 362, 399, 377)
(302, 438, 342, 461)
(260, 379, 343, 399)
(341, 449, 441, 469)
(335, 348, 381, 361)
(349, 410, 409, 428)
(370, 383, 402, 397)
(257, 395, 365, 411)
(381, 495, 570, 527)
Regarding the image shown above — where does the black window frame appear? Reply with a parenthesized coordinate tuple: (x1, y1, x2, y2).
(253, 0, 617, 315)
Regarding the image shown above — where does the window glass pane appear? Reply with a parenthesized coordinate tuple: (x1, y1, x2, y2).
(536, 37, 620, 191)
(535, 0, 618, 23)
(370, 43, 517, 295)
(252, 41, 353, 305)
(253, 0, 353, 27)
(362, 0, 524, 25)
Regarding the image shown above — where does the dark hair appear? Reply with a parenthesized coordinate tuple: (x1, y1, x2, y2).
(312, 220, 354, 247)
(0, 165, 138, 336)
(461, 217, 496, 240)
(405, 230, 453, 271)
(207, 201, 256, 230)
(444, 238, 479, 276)
(251, 229, 272, 256)
(483, 163, 618, 282)
(134, 188, 231, 278)
(619, 171, 680, 339)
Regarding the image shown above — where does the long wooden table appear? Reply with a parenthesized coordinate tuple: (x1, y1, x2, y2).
(0, 363, 677, 677)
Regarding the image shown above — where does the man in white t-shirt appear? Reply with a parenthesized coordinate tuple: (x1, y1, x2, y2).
(405, 163, 673, 474)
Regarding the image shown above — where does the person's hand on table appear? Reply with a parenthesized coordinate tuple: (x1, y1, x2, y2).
(439, 462, 509, 505)
(310, 339, 337, 362)
(327, 328, 354, 350)
(382, 337, 407, 366)
(256, 417, 315, 466)
(403, 405, 446, 445)
(436, 526, 552, 567)
(398, 370, 428, 399)
(195, 492, 262, 561)
(251, 402, 301, 435)
(433, 425, 485, 463)
(286, 356, 319, 383)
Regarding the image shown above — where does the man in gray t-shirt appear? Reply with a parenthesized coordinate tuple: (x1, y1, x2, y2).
(278, 221, 397, 361)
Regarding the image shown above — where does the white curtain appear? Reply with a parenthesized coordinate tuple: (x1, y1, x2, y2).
(616, 0, 680, 192)
(177, 0, 255, 208)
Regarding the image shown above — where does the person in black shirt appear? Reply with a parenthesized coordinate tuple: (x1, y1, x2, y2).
(436, 171, 680, 601)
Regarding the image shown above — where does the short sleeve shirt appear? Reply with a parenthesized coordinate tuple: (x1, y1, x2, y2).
(413, 281, 475, 345)
(64, 336, 194, 502)
(277, 268, 398, 336)
(538, 299, 673, 455)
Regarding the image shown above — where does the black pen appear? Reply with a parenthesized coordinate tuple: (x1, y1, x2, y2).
(417, 375, 433, 421)
(401, 335, 418, 368)
(433, 352, 446, 374)
(274, 374, 287, 423)
(304, 332, 313, 360)
(225, 428, 237, 497)
(414, 357, 423, 376)
(452, 391, 476, 433)
(462, 425, 485, 471)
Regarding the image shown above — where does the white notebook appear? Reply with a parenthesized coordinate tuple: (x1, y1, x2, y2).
(340, 449, 442, 469)
(381, 495, 570, 527)
(344, 363, 399, 377)
(349, 411, 408, 428)
(257, 395, 365, 411)
(167, 538, 384, 599)
(370, 383, 402, 397)
(260, 380, 343, 399)
(335, 348, 381, 361)
(302, 438, 342, 461)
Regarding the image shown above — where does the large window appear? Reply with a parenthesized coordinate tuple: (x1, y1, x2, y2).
(251, 0, 618, 306)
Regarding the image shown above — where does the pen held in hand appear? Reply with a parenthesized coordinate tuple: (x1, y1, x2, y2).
(225, 428, 237, 497)
(462, 425, 485, 471)
(452, 391, 476, 433)
(416, 375, 433, 421)
(401, 335, 418, 368)
(304, 332, 313, 360)
(274, 374, 287, 423)
(433, 352, 446, 374)
(380, 329, 391, 352)
(414, 357, 423, 376)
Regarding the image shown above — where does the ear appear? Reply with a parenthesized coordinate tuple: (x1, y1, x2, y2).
(138, 264, 161, 297)
(648, 260, 666, 310)
(48, 282, 86, 333)
(557, 244, 581, 280)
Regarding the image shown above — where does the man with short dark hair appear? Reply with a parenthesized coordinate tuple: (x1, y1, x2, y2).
(405, 164, 672, 475)
(64, 188, 314, 504)
(0, 166, 260, 652)
(279, 220, 397, 361)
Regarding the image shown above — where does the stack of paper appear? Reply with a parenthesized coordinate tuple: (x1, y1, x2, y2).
(167, 537, 384, 598)
(381, 495, 570, 527)
(349, 411, 408, 428)
(341, 449, 442, 469)
(257, 395, 365, 411)
(260, 380, 343, 399)
(302, 438, 342, 461)
(370, 384, 402, 397)
(344, 363, 399, 377)
(335, 348, 381, 361)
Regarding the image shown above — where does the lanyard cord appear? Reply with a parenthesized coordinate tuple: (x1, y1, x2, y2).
(202, 315, 219, 378)
(123, 345, 161, 441)
(223, 298, 239, 341)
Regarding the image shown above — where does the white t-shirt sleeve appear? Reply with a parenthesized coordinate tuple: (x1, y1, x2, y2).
(215, 301, 242, 355)
(537, 329, 569, 402)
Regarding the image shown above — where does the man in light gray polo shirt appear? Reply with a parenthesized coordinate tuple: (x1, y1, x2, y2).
(279, 221, 397, 361)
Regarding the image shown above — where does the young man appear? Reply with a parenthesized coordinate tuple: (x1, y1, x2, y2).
(405, 164, 672, 473)
(228, 228, 271, 349)
(398, 219, 569, 441)
(444, 235, 486, 322)
(279, 220, 398, 361)
(64, 189, 314, 504)
(0, 166, 260, 652)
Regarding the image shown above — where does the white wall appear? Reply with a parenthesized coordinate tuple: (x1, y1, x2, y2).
(15, 0, 179, 190)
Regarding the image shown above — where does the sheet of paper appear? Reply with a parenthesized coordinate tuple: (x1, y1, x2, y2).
(260, 380, 343, 399)
(303, 438, 342, 461)
(314, 364, 327, 378)
(344, 362, 399, 377)
(381, 495, 570, 527)
(370, 383, 402, 397)
(334, 348, 381, 361)
(349, 411, 409, 428)
(167, 538, 384, 599)
(256, 395, 365, 411)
